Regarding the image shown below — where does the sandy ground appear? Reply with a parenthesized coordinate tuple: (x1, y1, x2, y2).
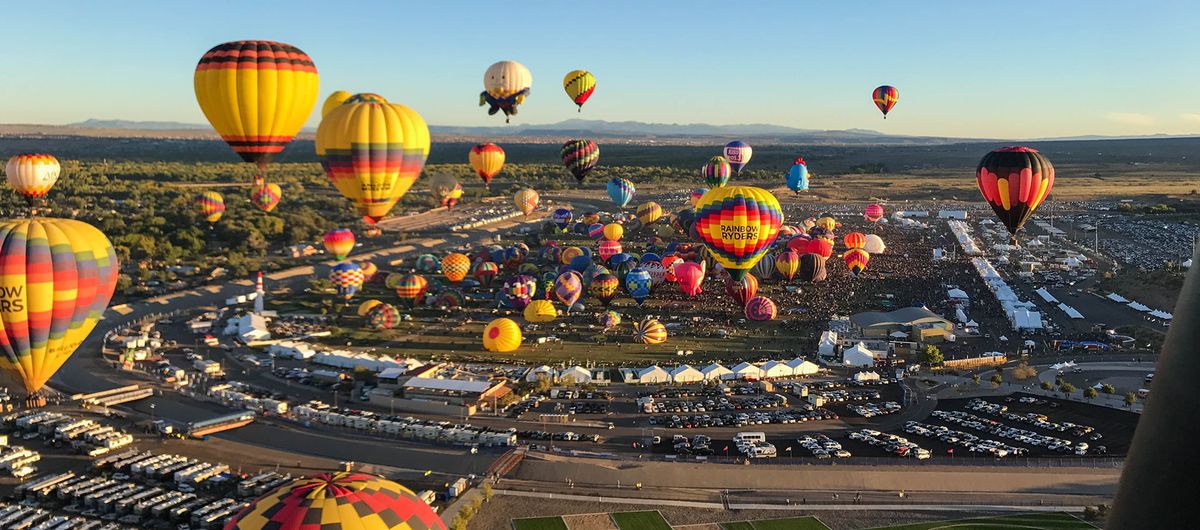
(470, 495, 1013, 530)
(562, 512, 620, 530)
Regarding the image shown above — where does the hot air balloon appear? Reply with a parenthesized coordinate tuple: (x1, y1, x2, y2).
(599, 310, 622, 331)
(625, 268, 652, 305)
(329, 262, 364, 301)
(775, 250, 800, 280)
(587, 223, 605, 240)
(797, 253, 827, 283)
(580, 212, 601, 225)
(194, 192, 225, 224)
(323, 228, 355, 260)
(551, 208, 574, 231)
(434, 289, 465, 308)
(844, 248, 871, 276)
(671, 209, 696, 236)
(752, 252, 776, 281)
(415, 254, 440, 273)
(675, 262, 705, 296)
(223, 472, 444, 530)
(786, 157, 809, 194)
(590, 273, 619, 307)
(321, 90, 352, 118)
(661, 255, 682, 283)
(602, 223, 624, 242)
(703, 156, 732, 188)
(429, 173, 460, 210)
(864, 234, 886, 254)
(553, 271, 583, 309)
(642, 261, 668, 290)
(316, 93, 430, 224)
(561, 139, 600, 183)
(194, 41, 319, 177)
(394, 274, 428, 307)
(689, 188, 709, 208)
(469, 143, 505, 188)
(844, 232, 866, 250)
(723, 271, 758, 306)
(607, 177, 636, 208)
(503, 275, 536, 310)
(480, 60, 532, 123)
(806, 237, 834, 259)
(514, 188, 539, 216)
(872, 85, 899, 118)
(815, 216, 837, 231)
(561, 246, 585, 265)
(598, 240, 623, 263)
(357, 299, 383, 317)
(524, 299, 557, 323)
(445, 183, 464, 209)
(744, 296, 777, 321)
(633, 318, 667, 344)
(723, 141, 753, 174)
(483, 318, 522, 352)
(441, 253, 470, 283)
(864, 203, 885, 223)
(563, 70, 596, 111)
(5, 154, 60, 205)
(474, 261, 499, 287)
(976, 146, 1055, 244)
(359, 261, 378, 283)
(692, 186, 783, 280)
(0, 219, 118, 395)
(637, 202, 663, 225)
(366, 303, 401, 330)
(250, 182, 282, 212)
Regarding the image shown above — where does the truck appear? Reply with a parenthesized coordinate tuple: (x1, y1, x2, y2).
(194, 360, 223, 375)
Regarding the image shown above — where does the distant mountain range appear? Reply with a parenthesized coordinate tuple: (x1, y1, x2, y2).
(0, 118, 1184, 145)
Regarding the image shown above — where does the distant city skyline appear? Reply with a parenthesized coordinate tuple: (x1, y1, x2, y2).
(3, 1, 1198, 139)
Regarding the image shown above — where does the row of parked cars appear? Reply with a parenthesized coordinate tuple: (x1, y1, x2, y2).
(812, 388, 881, 404)
(969, 399, 1102, 440)
(648, 407, 838, 429)
(515, 430, 602, 443)
(903, 421, 1027, 458)
(797, 434, 851, 459)
(848, 429, 932, 459)
(931, 409, 1102, 455)
(642, 394, 787, 414)
(666, 434, 715, 456)
(848, 401, 902, 418)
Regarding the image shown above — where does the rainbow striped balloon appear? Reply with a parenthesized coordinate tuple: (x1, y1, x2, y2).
(394, 274, 428, 307)
(224, 472, 443, 530)
(329, 262, 364, 301)
(0, 219, 119, 393)
(194, 191, 225, 224)
(702, 156, 732, 188)
(693, 186, 783, 280)
(561, 139, 600, 182)
(323, 228, 355, 261)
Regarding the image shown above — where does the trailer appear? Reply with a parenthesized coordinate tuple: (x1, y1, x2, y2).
(150, 492, 195, 517)
(93, 449, 140, 469)
(115, 487, 162, 514)
(15, 472, 74, 497)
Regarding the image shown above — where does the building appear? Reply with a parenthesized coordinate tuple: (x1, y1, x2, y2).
(637, 366, 670, 384)
(843, 343, 877, 367)
(525, 366, 554, 383)
(669, 365, 703, 384)
(852, 371, 882, 382)
(759, 360, 792, 379)
(700, 363, 732, 381)
(849, 307, 953, 343)
(785, 358, 820, 376)
(731, 362, 762, 381)
(222, 313, 271, 342)
(558, 366, 593, 385)
(817, 331, 839, 360)
(394, 378, 511, 416)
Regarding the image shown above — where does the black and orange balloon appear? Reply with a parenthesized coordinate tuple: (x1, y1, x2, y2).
(976, 146, 1055, 242)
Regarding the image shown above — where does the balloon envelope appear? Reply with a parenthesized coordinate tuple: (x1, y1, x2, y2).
(607, 178, 636, 208)
(693, 186, 783, 280)
(484, 318, 522, 352)
(6, 154, 60, 200)
(223, 472, 443, 530)
(976, 146, 1055, 240)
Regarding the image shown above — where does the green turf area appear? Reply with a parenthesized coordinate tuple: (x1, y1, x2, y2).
(610, 510, 673, 530)
(750, 516, 831, 530)
(869, 512, 1096, 529)
(511, 516, 569, 530)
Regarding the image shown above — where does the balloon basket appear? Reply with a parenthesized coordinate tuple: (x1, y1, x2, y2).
(24, 394, 46, 409)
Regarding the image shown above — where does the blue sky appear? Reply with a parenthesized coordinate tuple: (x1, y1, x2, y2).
(4, 1, 1198, 138)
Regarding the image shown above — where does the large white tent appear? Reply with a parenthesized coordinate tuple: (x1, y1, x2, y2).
(701, 363, 733, 381)
(669, 365, 703, 383)
(843, 343, 877, 367)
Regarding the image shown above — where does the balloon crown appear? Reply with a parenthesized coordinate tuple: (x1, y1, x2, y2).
(794, 157, 806, 165)
(345, 93, 388, 104)
(996, 146, 1037, 153)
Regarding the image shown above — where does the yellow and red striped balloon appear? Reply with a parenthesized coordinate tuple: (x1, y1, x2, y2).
(0, 219, 119, 393)
(469, 143, 505, 188)
(843, 232, 866, 250)
(563, 70, 596, 110)
(872, 85, 899, 118)
(194, 191, 225, 224)
(224, 472, 444, 530)
(5, 154, 60, 200)
(323, 228, 355, 260)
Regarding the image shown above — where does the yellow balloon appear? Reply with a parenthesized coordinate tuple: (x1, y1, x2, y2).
(523, 299, 557, 323)
(602, 223, 624, 242)
(562, 70, 596, 110)
(316, 94, 431, 224)
(514, 188, 539, 216)
(321, 90, 352, 118)
(441, 253, 471, 283)
(357, 299, 382, 317)
(483, 318, 522, 352)
(194, 41, 319, 172)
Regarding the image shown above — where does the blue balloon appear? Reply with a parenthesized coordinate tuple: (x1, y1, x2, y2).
(551, 208, 574, 229)
(607, 177, 636, 208)
(787, 158, 809, 193)
(569, 254, 592, 273)
(625, 268, 652, 305)
(640, 252, 662, 264)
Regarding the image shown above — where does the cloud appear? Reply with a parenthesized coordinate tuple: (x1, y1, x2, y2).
(1105, 112, 1154, 127)
(1181, 113, 1200, 124)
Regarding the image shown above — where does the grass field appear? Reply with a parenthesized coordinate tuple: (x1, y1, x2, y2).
(512, 516, 570, 530)
(868, 512, 1096, 529)
(609, 511, 673, 530)
(718, 516, 830, 530)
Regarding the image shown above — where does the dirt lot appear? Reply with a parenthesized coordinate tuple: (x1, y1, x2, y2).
(471, 494, 1016, 530)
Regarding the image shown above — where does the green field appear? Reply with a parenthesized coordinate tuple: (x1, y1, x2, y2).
(719, 516, 831, 530)
(609, 510, 673, 530)
(869, 512, 1096, 529)
(511, 515, 569, 530)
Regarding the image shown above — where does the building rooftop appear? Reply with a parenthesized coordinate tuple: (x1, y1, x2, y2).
(850, 307, 949, 328)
